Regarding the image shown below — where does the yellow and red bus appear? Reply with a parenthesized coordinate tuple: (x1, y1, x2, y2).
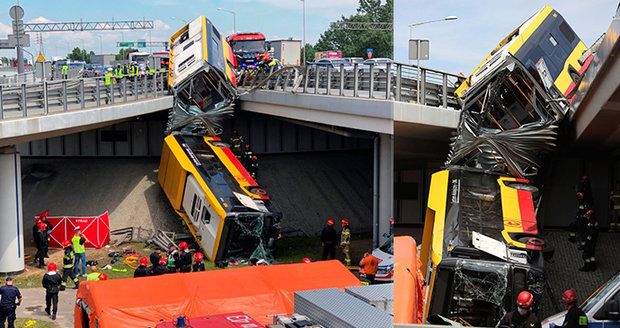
(456, 5, 592, 102)
(158, 134, 279, 265)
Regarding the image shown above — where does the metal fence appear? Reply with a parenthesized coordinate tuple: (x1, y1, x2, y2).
(0, 71, 168, 120)
(239, 62, 463, 110)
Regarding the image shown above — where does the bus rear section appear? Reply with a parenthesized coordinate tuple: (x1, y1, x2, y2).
(455, 5, 591, 101)
(167, 16, 238, 134)
(158, 134, 278, 264)
(420, 168, 549, 326)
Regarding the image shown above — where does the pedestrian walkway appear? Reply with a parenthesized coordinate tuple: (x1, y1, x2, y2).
(15, 287, 76, 327)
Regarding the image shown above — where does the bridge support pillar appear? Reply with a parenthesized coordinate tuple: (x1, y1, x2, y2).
(373, 133, 393, 247)
(0, 146, 24, 273)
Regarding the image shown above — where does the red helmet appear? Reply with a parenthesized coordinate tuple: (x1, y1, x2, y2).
(194, 252, 204, 263)
(341, 218, 349, 226)
(390, 217, 394, 225)
(302, 257, 311, 263)
(517, 291, 534, 309)
(179, 241, 188, 250)
(586, 209, 594, 217)
(561, 290, 577, 305)
(62, 240, 71, 248)
(47, 262, 57, 271)
(158, 257, 167, 265)
(576, 192, 584, 200)
(98, 273, 108, 281)
(38, 222, 47, 232)
(327, 219, 335, 227)
(139, 257, 149, 266)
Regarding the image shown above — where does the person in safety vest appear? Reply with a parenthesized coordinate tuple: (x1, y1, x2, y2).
(72, 227, 87, 277)
(61, 63, 69, 79)
(104, 67, 114, 104)
(114, 64, 123, 80)
(60, 240, 79, 291)
(340, 218, 351, 266)
(86, 266, 102, 281)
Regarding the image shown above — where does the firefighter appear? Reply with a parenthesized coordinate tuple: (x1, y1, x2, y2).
(230, 130, 243, 157)
(166, 244, 179, 273)
(302, 257, 311, 263)
(569, 192, 589, 244)
(152, 257, 170, 276)
(98, 273, 108, 281)
(576, 175, 594, 206)
(579, 209, 598, 272)
(38, 214, 53, 258)
(122, 63, 129, 78)
(32, 219, 42, 264)
(60, 240, 79, 291)
(149, 248, 162, 270)
(551, 290, 588, 328)
(177, 242, 192, 273)
(359, 250, 380, 285)
(42, 263, 62, 320)
(192, 252, 205, 272)
(609, 181, 620, 232)
(249, 156, 259, 179)
(498, 291, 541, 328)
(134, 257, 152, 278)
(242, 144, 254, 168)
(114, 64, 123, 80)
(321, 219, 338, 260)
(34, 222, 48, 268)
(0, 277, 22, 328)
(340, 218, 351, 266)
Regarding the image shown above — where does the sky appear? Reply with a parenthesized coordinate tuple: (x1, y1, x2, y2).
(394, 0, 620, 74)
(0, 0, 360, 60)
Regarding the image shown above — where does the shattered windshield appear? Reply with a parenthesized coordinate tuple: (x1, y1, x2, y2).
(379, 235, 394, 255)
(224, 213, 274, 264)
(449, 260, 509, 327)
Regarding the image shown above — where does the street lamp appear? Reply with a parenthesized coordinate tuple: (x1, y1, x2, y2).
(217, 8, 237, 34)
(301, 0, 306, 65)
(408, 15, 457, 103)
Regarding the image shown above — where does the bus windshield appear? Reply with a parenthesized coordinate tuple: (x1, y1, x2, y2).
(224, 213, 275, 263)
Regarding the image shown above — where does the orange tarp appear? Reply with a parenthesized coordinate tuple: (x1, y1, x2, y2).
(394, 236, 425, 324)
(74, 260, 361, 328)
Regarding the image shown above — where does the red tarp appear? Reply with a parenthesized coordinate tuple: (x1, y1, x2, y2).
(156, 312, 264, 328)
(45, 211, 110, 249)
(75, 260, 361, 328)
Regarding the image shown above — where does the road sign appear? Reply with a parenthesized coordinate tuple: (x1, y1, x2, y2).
(8, 34, 30, 47)
(36, 53, 46, 62)
(409, 39, 429, 60)
(9, 5, 24, 20)
(118, 42, 133, 47)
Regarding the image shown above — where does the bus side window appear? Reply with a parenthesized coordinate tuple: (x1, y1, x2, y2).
(201, 206, 211, 224)
(559, 21, 576, 44)
(191, 195, 198, 218)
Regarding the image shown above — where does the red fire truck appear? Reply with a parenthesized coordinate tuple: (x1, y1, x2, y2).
(226, 32, 267, 68)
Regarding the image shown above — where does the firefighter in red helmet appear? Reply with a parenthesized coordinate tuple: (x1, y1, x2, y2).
(498, 291, 541, 328)
(340, 218, 351, 266)
(550, 290, 588, 328)
(177, 241, 192, 273)
(192, 252, 205, 272)
(60, 240, 79, 291)
(42, 262, 62, 320)
(134, 257, 152, 278)
(321, 219, 338, 260)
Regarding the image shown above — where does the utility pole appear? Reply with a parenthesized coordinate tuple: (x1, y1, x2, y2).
(301, 0, 306, 65)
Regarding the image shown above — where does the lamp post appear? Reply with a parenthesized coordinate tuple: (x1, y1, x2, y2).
(301, 0, 306, 65)
(408, 16, 457, 103)
(217, 8, 237, 34)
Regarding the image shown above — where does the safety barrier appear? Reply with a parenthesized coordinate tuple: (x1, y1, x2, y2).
(238, 62, 463, 110)
(0, 71, 168, 120)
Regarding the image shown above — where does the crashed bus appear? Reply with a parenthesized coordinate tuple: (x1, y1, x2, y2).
(420, 5, 593, 326)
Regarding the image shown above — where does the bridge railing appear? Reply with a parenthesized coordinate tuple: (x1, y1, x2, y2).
(239, 62, 462, 110)
(0, 71, 169, 120)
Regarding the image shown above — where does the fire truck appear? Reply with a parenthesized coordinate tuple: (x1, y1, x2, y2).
(226, 32, 267, 69)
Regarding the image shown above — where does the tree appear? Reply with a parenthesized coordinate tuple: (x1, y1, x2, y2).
(314, 0, 393, 58)
(67, 47, 96, 63)
(116, 48, 138, 61)
(302, 43, 316, 63)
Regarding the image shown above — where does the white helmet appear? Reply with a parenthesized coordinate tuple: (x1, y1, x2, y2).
(107, 68, 113, 72)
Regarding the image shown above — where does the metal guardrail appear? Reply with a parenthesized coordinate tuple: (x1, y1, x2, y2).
(239, 62, 463, 110)
(0, 71, 168, 120)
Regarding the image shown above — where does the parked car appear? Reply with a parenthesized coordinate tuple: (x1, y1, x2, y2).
(361, 58, 393, 73)
(314, 58, 354, 72)
(343, 57, 364, 65)
(542, 271, 620, 328)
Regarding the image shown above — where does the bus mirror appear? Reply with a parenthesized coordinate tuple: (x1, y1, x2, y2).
(607, 299, 619, 321)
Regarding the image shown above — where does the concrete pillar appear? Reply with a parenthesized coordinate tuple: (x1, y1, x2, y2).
(0, 146, 24, 273)
(373, 133, 394, 247)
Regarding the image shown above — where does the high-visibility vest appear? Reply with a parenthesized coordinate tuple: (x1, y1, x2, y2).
(104, 72, 113, 86)
(61, 65, 69, 74)
(114, 68, 123, 79)
(72, 235, 85, 254)
(86, 272, 100, 281)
